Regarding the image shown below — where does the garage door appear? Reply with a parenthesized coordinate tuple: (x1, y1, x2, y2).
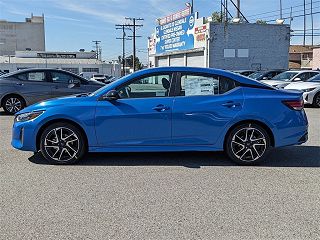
(169, 54, 185, 66)
(156, 56, 168, 67)
(186, 51, 204, 67)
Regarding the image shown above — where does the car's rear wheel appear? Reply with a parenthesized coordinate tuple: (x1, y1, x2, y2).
(225, 123, 271, 165)
(2, 95, 25, 114)
(312, 93, 320, 108)
(40, 122, 86, 164)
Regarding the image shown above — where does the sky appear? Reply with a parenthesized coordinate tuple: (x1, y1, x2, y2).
(0, 0, 319, 64)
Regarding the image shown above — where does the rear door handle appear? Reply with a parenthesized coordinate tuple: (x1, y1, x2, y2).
(16, 83, 24, 86)
(222, 101, 241, 108)
(152, 104, 170, 112)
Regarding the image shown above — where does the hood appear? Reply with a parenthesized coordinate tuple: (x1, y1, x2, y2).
(285, 81, 320, 90)
(16, 95, 90, 115)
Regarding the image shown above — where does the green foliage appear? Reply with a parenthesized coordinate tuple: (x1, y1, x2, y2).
(256, 19, 267, 24)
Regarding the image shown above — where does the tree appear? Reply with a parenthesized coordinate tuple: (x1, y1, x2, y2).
(256, 19, 267, 24)
(118, 55, 144, 71)
(211, 11, 223, 23)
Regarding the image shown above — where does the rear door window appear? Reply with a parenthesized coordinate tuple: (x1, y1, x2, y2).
(179, 73, 238, 96)
(15, 71, 46, 82)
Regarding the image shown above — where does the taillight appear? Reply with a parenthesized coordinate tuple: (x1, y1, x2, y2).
(282, 99, 304, 111)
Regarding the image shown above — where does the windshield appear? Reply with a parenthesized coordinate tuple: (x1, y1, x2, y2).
(308, 73, 320, 82)
(271, 72, 299, 81)
(248, 72, 264, 79)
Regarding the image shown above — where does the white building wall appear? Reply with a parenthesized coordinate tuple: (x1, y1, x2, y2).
(0, 16, 45, 56)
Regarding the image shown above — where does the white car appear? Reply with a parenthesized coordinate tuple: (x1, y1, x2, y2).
(261, 70, 319, 88)
(284, 73, 320, 107)
(90, 74, 106, 83)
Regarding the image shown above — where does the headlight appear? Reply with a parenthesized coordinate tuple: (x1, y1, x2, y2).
(15, 111, 45, 122)
(302, 88, 316, 92)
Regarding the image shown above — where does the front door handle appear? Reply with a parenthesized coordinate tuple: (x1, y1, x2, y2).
(222, 101, 241, 108)
(16, 83, 24, 86)
(152, 104, 170, 112)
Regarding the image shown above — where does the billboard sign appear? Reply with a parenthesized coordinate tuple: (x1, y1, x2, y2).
(155, 13, 196, 54)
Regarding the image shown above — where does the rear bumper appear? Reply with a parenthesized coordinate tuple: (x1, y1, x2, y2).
(274, 109, 308, 147)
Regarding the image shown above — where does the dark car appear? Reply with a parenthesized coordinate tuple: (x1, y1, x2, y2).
(0, 68, 105, 114)
(233, 70, 256, 76)
(248, 70, 285, 80)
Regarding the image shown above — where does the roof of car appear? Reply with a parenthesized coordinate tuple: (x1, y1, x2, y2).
(116, 67, 272, 89)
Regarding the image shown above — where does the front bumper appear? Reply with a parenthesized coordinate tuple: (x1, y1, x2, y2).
(302, 92, 314, 105)
(11, 121, 38, 152)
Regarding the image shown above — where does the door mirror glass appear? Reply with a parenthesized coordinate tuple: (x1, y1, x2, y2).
(103, 90, 120, 101)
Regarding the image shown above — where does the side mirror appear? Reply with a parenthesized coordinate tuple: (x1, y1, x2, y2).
(262, 76, 268, 80)
(103, 90, 120, 101)
(294, 77, 301, 81)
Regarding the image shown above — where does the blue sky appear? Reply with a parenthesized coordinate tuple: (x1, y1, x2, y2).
(0, 0, 319, 64)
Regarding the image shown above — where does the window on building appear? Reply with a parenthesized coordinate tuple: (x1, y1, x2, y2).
(82, 68, 99, 73)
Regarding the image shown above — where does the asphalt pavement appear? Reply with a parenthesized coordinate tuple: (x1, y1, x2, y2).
(0, 108, 319, 240)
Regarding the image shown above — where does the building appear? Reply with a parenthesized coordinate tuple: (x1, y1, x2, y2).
(312, 46, 320, 70)
(0, 14, 45, 56)
(0, 50, 121, 77)
(289, 45, 313, 69)
(148, 9, 290, 71)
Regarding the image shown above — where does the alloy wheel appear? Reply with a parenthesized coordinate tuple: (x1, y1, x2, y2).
(5, 97, 22, 113)
(231, 125, 267, 162)
(44, 127, 80, 162)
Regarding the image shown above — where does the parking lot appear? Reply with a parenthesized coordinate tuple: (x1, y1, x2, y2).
(0, 107, 319, 239)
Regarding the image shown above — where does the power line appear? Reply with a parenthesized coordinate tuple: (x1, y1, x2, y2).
(248, 5, 320, 22)
(246, 0, 320, 18)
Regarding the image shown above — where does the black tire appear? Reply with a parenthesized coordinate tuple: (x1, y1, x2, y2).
(225, 123, 271, 165)
(312, 92, 320, 108)
(40, 122, 86, 164)
(2, 95, 25, 114)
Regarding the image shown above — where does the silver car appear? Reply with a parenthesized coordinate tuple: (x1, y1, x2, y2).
(0, 68, 105, 114)
(261, 70, 319, 88)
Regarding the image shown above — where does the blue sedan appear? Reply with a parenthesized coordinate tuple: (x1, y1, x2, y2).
(11, 67, 308, 165)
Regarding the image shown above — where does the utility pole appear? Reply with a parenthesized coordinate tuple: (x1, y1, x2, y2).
(115, 25, 131, 76)
(236, 0, 240, 18)
(92, 40, 101, 60)
(125, 17, 144, 72)
(311, 0, 314, 46)
(303, 0, 306, 46)
(279, 0, 283, 19)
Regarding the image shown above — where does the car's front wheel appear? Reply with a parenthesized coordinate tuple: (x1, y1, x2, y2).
(225, 123, 271, 165)
(2, 95, 25, 114)
(40, 122, 86, 164)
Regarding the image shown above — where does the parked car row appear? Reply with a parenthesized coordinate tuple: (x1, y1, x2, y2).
(235, 69, 320, 107)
